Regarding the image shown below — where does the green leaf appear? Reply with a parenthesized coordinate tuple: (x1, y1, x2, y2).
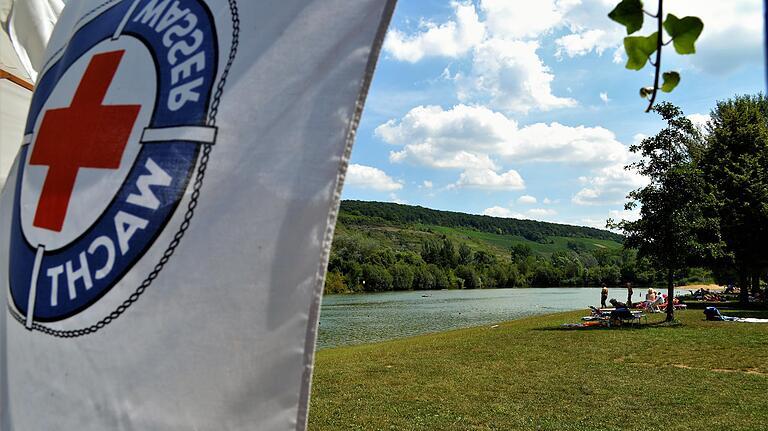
(624, 33, 658, 70)
(639, 87, 654, 98)
(661, 71, 680, 92)
(663, 14, 703, 54)
(608, 0, 644, 34)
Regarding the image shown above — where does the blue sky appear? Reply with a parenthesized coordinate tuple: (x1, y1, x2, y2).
(342, 0, 765, 229)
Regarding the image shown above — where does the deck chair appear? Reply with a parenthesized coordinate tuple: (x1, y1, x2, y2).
(645, 296, 663, 313)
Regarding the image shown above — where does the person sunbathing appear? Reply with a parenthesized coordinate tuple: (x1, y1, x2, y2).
(608, 298, 627, 309)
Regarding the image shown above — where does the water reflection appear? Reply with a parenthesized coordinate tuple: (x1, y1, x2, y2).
(318, 287, 616, 349)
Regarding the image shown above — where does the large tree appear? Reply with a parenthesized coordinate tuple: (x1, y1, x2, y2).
(703, 94, 768, 303)
(610, 103, 721, 321)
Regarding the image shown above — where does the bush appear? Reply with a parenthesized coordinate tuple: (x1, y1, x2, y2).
(456, 265, 481, 289)
(324, 271, 348, 294)
(391, 263, 415, 291)
(361, 264, 393, 291)
(412, 265, 436, 290)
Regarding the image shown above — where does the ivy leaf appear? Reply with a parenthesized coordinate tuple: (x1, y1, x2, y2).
(639, 86, 654, 98)
(661, 71, 680, 92)
(624, 32, 658, 70)
(664, 14, 703, 54)
(608, 0, 644, 34)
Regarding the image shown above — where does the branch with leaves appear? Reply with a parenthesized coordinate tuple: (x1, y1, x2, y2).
(608, 0, 703, 112)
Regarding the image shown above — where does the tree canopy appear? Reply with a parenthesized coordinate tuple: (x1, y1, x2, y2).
(703, 94, 768, 302)
(610, 102, 721, 320)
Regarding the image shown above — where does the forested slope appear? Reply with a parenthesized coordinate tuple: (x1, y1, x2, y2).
(325, 201, 708, 293)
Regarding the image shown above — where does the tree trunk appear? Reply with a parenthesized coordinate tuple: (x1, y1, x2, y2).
(739, 269, 749, 305)
(666, 268, 675, 322)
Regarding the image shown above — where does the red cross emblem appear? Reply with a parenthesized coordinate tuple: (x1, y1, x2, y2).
(29, 50, 140, 232)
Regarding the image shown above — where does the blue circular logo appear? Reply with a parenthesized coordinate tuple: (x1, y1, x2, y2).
(8, 0, 236, 335)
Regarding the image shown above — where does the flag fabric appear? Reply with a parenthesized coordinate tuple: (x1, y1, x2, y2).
(0, 0, 62, 191)
(6, 0, 65, 82)
(0, 0, 396, 429)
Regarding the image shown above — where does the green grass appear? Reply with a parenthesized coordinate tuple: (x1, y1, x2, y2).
(340, 222, 623, 260)
(427, 225, 623, 255)
(309, 309, 768, 430)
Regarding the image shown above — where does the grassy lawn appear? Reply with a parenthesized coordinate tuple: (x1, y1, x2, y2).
(309, 309, 768, 430)
(426, 225, 622, 256)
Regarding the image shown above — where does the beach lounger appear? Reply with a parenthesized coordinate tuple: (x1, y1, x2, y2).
(644, 297, 663, 313)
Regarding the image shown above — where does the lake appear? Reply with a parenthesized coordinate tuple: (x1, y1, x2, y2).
(317, 287, 641, 349)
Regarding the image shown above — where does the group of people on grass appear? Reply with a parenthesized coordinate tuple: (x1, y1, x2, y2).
(600, 283, 678, 313)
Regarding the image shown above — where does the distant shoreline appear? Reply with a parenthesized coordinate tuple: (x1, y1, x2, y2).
(677, 283, 724, 292)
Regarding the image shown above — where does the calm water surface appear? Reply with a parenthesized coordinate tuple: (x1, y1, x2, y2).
(318, 287, 628, 349)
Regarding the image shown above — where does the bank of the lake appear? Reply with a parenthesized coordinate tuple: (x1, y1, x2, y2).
(309, 309, 768, 431)
(318, 287, 644, 348)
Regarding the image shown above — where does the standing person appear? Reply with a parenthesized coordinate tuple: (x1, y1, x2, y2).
(600, 284, 609, 308)
(626, 282, 634, 308)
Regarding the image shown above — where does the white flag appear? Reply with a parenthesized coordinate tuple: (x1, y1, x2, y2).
(0, 0, 395, 429)
(0, 0, 62, 191)
(6, 0, 65, 82)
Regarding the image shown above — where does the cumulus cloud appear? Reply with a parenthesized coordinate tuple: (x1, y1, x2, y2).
(345, 164, 403, 191)
(572, 163, 646, 206)
(529, 208, 557, 217)
(687, 113, 710, 130)
(422, 180, 433, 189)
(481, 205, 557, 221)
(599, 92, 609, 103)
(377, 104, 629, 169)
(383, 1, 485, 62)
(482, 206, 520, 218)
(608, 207, 640, 222)
(453, 168, 525, 190)
(556, 28, 624, 59)
(383, 1, 575, 114)
(553, 0, 762, 74)
(518, 195, 537, 204)
(553, 0, 625, 59)
(581, 207, 641, 230)
(458, 39, 576, 113)
(479, 0, 562, 39)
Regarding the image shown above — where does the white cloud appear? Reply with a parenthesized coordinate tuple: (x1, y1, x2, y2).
(384, 1, 575, 114)
(458, 39, 576, 113)
(542, 197, 553, 204)
(479, 0, 562, 39)
(581, 207, 640, 230)
(345, 164, 403, 191)
(482, 206, 521, 218)
(608, 207, 640, 223)
(481, 205, 557, 221)
(580, 217, 611, 230)
(389, 193, 407, 204)
(553, 0, 762, 75)
(632, 133, 647, 145)
(556, 28, 623, 59)
(518, 195, 537, 204)
(675, 0, 762, 74)
(422, 180, 433, 189)
(528, 208, 557, 217)
(572, 163, 646, 206)
(553, 0, 627, 59)
(599, 92, 610, 103)
(687, 113, 710, 130)
(453, 168, 525, 190)
(383, 1, 485, 62)
(377, 104, 629, 170)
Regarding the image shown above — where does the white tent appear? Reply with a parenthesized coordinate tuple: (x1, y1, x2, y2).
(0, 0, 62, 190)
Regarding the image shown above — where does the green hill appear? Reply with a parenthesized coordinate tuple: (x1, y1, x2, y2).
(324, 201, 671, 294)
(339, 200, 622, 243)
